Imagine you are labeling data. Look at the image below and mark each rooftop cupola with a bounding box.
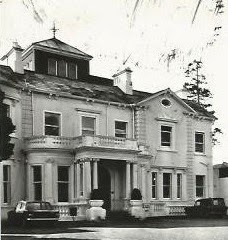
[113,67,133,95]
[1,41,24,74]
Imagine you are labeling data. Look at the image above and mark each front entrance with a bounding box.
[98,164,111,211]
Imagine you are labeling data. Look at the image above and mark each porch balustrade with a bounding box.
[25,136,73,149]
[52,202,89,221]
[25,135,139,151]
[168,205,188,216]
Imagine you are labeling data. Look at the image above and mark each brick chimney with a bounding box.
[113,67,133,95]
[1,41,24,74]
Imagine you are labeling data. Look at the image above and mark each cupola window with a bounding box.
[48,58,77,79]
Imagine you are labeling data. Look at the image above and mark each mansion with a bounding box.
[0,36,214,220]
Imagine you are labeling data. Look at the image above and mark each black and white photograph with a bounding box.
[0,0,228,239]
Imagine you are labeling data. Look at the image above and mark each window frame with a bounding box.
[177,173,182,199]
[114,120,128,138]
[196,175,205,198]
[195,132,205,154]
[48,58,57,76]
[48,58,78,80]
[151,171,157,199]
[57,165,70,202]
[43,111,62,136]
[3,165,11,204]
[32,165,43,201]
[80,112,99,136]
[163,172,172,199]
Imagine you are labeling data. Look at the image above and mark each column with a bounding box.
[141,166,146,201]
[93,159,98,189]
[147,170,152,202]
[70,164,74,202]
[82,162,86,198]
[133,163,138,188]
[26,162,32,200]
[157,168,163,200]
[44,159,54,203]
[85,159,91,198]
[76,161,80,198]
[172,169,177,200]
[126,161,131,198]
[182,171,187,201]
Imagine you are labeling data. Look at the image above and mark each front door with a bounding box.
[98,164,111,212]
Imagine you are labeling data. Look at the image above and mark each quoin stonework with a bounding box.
[0,36,214,220]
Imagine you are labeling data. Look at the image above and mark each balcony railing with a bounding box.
[25,136,73,150]
[25,135,139,151]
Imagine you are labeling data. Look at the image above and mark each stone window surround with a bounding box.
[114,119,129,138]
[43,110,62,136]
[79,111,100,136]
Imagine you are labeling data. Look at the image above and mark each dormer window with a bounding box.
[48,58,77,79]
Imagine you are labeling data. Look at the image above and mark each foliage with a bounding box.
[184,60,222,145]
[130,188,142,200]
[90,189,103,200]
[0,88,15,160]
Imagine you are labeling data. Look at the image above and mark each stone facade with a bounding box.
[0,37,214,220]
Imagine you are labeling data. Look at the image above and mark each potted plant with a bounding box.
[89,189,104,207]
[86,189,106,221]
[129,188,145,219]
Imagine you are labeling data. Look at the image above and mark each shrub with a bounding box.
[131,188,142,200]
[90,189,102,200]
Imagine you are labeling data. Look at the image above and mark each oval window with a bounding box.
[161,99,171,107]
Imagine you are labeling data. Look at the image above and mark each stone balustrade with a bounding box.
[52,202,89,221]
[25,135,139,151]
[168,205,188,216]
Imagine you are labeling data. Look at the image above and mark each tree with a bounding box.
[184,60,222,145]
[0,88,15,161]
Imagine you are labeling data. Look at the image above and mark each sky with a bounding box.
[0,0,227,164]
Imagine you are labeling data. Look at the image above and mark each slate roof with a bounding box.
[30,38,93,59]
[0,65,213,119]
[183,99,215,119]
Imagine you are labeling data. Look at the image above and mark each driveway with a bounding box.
[2,217,228,240]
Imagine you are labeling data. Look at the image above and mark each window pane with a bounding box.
[34,183,42,201]
[58,166,69,181]
[3,166,10,204]
[45,112,60,136]
[195,133,204,143]
[163,173,171,198]
[82,116,95,135]
[68,62,77,79]
[163,173,171,185]
[161,126,172,132]
[58,60,66,77]
[48,59,56,75]
[3,165,9,181]
[161,126,172,146]
[177,174,182,199]
[58,183,69,202]
[152,172,157,199]
[33,166,42,182]
[196,175,205,198]
[45,113,59,126]
[195,132,204,153]
[115,121,127,138]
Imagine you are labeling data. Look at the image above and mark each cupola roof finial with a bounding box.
[51,22,59,38]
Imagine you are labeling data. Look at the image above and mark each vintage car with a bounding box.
[185,198,227,218]
[7,201,60,226]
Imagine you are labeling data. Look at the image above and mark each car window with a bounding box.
[213,199,225,206]
[27,202,41,211]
